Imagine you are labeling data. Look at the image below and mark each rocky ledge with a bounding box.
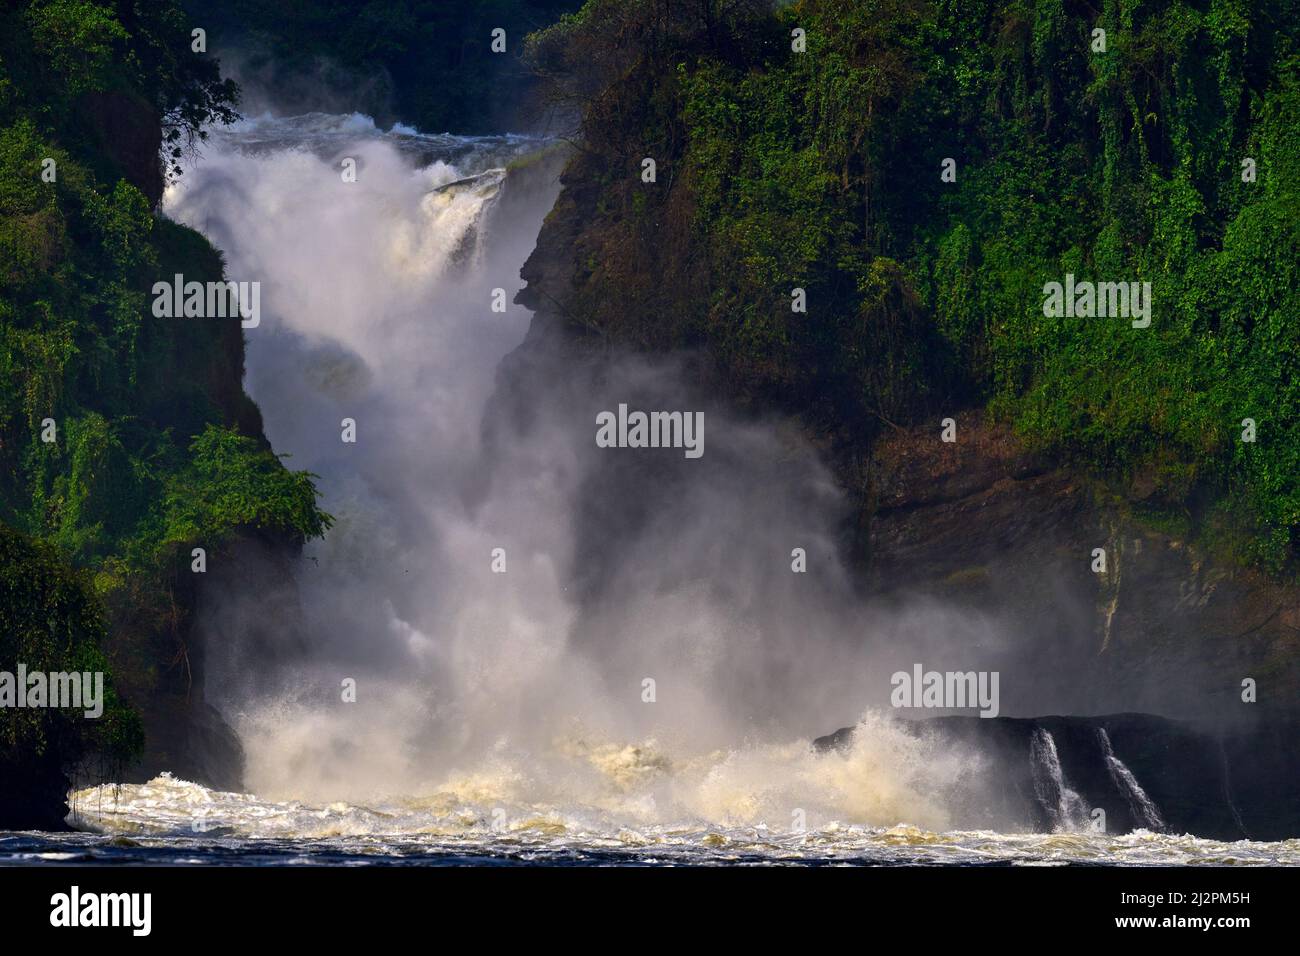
[815,712,1299,841]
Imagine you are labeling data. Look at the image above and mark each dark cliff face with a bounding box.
[0,113,289,826]
[0,747,72,831]
[517,181,1297,727]
[857,411,1300,724]
[76,90,166,208]
[99,534,307,794]
[509,267,1298,837]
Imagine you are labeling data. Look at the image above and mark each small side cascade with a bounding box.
[1029,727,1090,831]
[1218,736,1249,839]
[1097,728,1165,832]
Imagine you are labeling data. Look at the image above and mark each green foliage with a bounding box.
[3,1,239,181]
[0,524,142,765]
[26,0,129,97]
[0,0,329,783]
[157,425,332,551]
[537,0,1300,571]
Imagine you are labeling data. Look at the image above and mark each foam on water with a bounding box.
[62,767,1299,866]
[79,711,966,835]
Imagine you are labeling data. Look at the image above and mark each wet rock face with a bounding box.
[515,157,588,319]
[101,531,315,796]
[815,713,1300,841]
[861,411,1300,724]
[122,693,245,795]
[0,747,74,831]
[128,532,316,794]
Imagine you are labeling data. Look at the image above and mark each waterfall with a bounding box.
[161,111,979,824]
[1097,728,1165,832]
[1030,727,1090,831]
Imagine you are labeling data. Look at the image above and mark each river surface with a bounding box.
[0,773,1279,865]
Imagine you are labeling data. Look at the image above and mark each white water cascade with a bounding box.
[1097,728,1165,832]
[1029,728,1090,831]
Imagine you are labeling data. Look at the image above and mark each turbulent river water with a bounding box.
[8,113,1298,866]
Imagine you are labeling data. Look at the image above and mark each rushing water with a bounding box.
[1097,729,1167,832]
[8,113,1296,866]
[1029,728,1091,832]
[0,773,1272,865]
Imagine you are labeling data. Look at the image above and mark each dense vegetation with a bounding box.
[0,0,330,790]
[0,525,139,779]
[180,0,584,132]
[526,0,1300,571]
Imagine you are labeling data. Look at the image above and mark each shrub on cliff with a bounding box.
[0,524,142,775]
